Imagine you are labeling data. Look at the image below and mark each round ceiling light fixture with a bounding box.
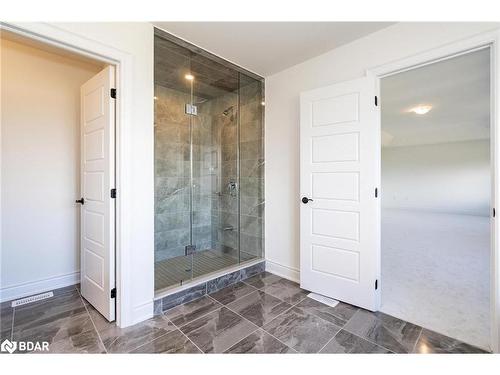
[409,105,432,115]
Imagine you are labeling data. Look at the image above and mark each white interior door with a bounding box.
[300,76,380,311]
[79,66,116,321]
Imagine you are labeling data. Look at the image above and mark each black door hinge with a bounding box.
[111,188,116,198]
[110,88,116,99]
[494,208,496,218]
[375,188,378,198]
[110,288,116,299]
[375,280,378,290]
[375,96,378,106]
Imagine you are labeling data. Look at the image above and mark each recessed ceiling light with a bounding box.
[409,105,432,115]
[185,73,194,81]
[261,101,265,106]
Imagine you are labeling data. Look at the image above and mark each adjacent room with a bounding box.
[380,48,491,350]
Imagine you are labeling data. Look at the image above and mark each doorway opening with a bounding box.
[1,31,117,322]
[380,48,491,350]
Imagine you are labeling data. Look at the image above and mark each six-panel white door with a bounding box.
[300,77,380,311]
[80,66,116,321]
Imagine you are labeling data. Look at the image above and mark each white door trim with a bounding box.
[367,29,500,353]
[0,21,135,327]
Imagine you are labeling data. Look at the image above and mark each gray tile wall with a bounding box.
[239,81,265,259]
[154,79,265,264]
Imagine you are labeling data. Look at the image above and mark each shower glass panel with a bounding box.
[154,29,264,293]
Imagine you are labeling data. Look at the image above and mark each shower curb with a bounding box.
[153,261,265,314]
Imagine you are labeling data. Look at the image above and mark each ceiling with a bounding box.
[381,48,490,148]
[155,35,241,99]
[153,22,394,76]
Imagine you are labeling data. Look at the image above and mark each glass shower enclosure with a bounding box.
[154,29,265,293]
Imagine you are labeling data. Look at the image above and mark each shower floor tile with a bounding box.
[4,273,489,354]
[154,249,257,291]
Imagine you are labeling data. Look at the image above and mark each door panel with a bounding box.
[300,77,380,311]
[80,66,116,321]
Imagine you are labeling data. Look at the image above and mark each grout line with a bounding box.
[317,328,341,353]
[341,310,399,353]
[208,292,301,353]
[223,326,261,353]
[411,327,424,354]
[167,297,225,329]
[206,294,259,330]
[77,288,108,354]
[208,283,258,306]
[161,312,205,354]
[205,294,298,353]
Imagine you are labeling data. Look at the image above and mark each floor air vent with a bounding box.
[11,292,54,307]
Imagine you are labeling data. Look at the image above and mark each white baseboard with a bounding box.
[265,260,300,283]
[0,272,80,303]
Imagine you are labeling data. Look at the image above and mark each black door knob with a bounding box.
[302,197,313,204]
[75,198,85,205]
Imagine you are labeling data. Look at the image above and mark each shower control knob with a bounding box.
[301,197,313,204]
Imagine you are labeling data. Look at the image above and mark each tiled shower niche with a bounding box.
[154,29,265,293]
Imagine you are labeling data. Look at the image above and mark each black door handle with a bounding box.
[75,198,85,205]
[302,197,313,204]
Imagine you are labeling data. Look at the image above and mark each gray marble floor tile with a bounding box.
[13,309,95,344]
[13,289,85,328]
[413,329,488,354]
[0,304,13,341]
[227,291,292,327]
[343,310,422,353]
[132,329,201,353]
[164,295,222,327]
[86,304,115,332]
[244,271,283,289]
[44,329,106,354]
[320,330,391,353]
[180,307,256,353]
[296,298,358,327]
[98,314,177,353]
[225,329,294,353]
[258,278,309,305]
[263,306,340,353]
[209,282,257,305]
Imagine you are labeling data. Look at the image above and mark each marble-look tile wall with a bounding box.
[154,78,265,264]
[206,92,239,256]
[239,81,265,258]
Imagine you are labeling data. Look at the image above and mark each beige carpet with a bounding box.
[381,208,490,350]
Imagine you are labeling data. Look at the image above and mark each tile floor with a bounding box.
[0,272,489,354]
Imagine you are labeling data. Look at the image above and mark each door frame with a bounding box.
[367,29,500,353]
[0,22,134,327]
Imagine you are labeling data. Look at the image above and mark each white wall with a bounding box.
[265,22,500,280]
[1,38,101,301]
[1,22,154,326]
[382,140,490,216]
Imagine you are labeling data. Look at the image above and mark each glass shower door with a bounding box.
[190,55,240,279]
